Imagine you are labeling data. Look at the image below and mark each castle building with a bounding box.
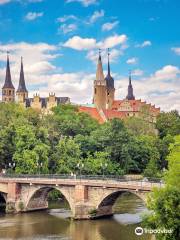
[1,54,70,113]
[79,51,160,124]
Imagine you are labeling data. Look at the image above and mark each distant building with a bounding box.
[1,54,70,114]
[79,50,160,123]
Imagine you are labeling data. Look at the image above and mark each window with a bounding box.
[94,88,97,94]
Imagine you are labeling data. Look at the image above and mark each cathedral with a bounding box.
[79,51,160,123]
[1,53,160,122]
[1,54,70,114]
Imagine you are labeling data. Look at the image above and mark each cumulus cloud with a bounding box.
[102,21,119,31]
[0,0,11,4]
[0,42,60,89]
[25,12,44,21]
[63,34,127,51]
[136,40,152,48]
[99,34,127,49]
[86,48,123,63]
[66,0,98,7]
[57,15,77,23]
[63,36,97,50]
[0,0,43,4]
[132,69,144,76]
[59,23,78,34]
[126,57,138,65]
[89,10,104,23]
[171,47,180,56]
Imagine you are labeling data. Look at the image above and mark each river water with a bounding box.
[0,193,153,240]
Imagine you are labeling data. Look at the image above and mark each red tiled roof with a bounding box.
[79,106,104,124]
[103,109,127,120]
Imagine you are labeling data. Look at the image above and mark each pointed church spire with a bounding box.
[107,48,110,75]
[96,48,105,81]
[2,52,15,89]
[17,57,28,93]
[126,70,135,100]
[105,48,114,89]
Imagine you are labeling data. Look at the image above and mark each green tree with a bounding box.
[156,110,180,138]
[13,125,49,174]
[143,135,180,240]
[52,137,81,174]
[52,104,99,137]
[83,151,124,175]
[124,116,156,136]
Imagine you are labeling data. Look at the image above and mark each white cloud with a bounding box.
[0,0,10,4]
[66,0,98,7]
[25,12,44,21]
[89,10,104,23]
[102,21,119,31]
[150,65,180,81]
[86,48,123,63]
[63,34,127,51]
[99,34,127,49]
[132,69,144,76]
[59,23,77,34]
[126,57,138,65]
[0,42,59,88]
[136,40,152,48]
[171,47,180,56]
[57,15,77,23]
[63,36,97,50]
[0,0,43,4]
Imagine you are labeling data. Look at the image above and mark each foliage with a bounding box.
[156,110,180,138]
[143,135,180,240]
[124,116,156,136]
[0,102,179,179]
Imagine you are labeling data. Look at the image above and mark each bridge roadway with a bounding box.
[0,175,163,220]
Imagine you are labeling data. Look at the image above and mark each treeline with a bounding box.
[0,103,179,177]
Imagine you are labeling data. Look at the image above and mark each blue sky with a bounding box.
[0,0,179,111]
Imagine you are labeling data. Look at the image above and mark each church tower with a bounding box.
[93,50,107,110]
[126,71,135,100]
[2,53,15,102]
[105,49,115,109]
[16,57,28,103]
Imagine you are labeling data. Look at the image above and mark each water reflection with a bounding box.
[0,192,153,240]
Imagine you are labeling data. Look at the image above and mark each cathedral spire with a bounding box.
[126,70,135,100]
[105,48,114,89]
[2,52,15,89]
[96,48,105,81]
[107,48,110,75]
[17,57,28,93]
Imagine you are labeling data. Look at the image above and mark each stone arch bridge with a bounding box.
[0,175,163,219]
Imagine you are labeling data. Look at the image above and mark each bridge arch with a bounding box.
[96,189,147,217]
[0,192,6,213]
[26,186,74,214]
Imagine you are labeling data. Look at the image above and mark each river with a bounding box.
[0,192,153,240]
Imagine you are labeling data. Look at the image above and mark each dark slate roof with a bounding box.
[17,58,28,93]
[56,97,70,104]
[105,55,114,89]
[25,97,70,108]
[126,75,135,100]
[2,55,15,89]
